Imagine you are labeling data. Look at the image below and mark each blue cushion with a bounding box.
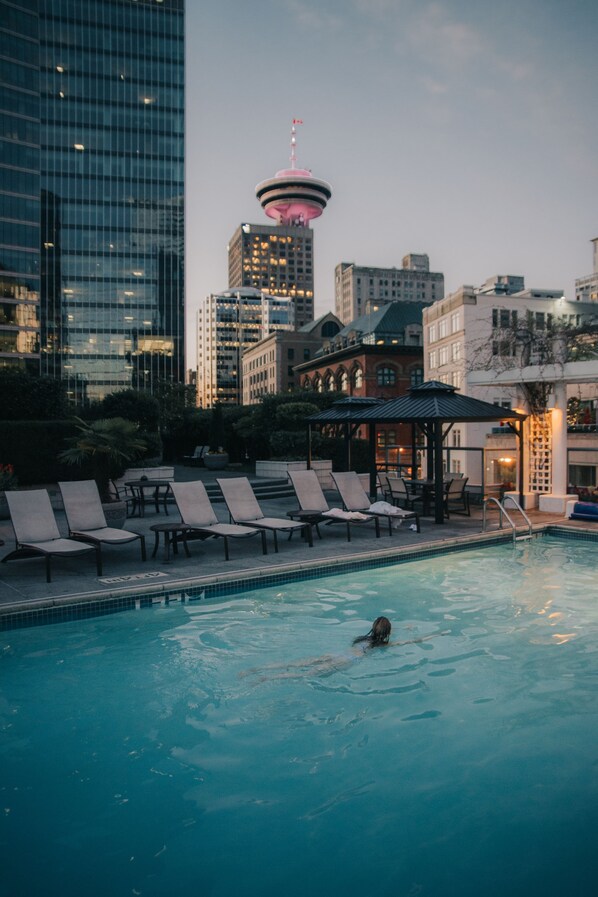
[570,501,598,520]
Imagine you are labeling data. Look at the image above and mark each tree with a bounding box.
[59,417,148,502]
[0,369,69,420]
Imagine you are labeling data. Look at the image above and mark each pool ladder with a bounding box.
[482,495,533,542]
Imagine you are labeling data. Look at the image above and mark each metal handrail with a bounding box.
[483,497,517,540]
[501,494,533,538]
[482,495,533,541]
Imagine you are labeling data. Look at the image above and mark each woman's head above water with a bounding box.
[353,616,392,647]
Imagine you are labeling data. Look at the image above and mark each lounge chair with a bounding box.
[2,489,102,582]
[331,471,420,535]
[288,469,381,541]
[59,480,147,562]
[217,476,314,551]
[170,480,267,560]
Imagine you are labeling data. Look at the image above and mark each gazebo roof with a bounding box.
[306,396,385,423]
[307,381,526,425]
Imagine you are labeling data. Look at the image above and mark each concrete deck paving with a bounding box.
[0,465,593,625]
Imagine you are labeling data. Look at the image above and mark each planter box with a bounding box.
[203,453,229,471]
[255,460,333,489]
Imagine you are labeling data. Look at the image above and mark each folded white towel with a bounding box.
[322,508,371,521]
[368,501,412,517]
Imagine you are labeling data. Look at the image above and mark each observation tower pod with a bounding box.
[255,121,332,226]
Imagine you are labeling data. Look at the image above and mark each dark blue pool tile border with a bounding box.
[1,526,596,631]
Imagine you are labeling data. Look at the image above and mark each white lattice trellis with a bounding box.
[528,413,552,493]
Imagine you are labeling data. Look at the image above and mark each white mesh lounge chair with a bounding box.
[59,480,146,562]
[217,476,313,552]
[170,480,267,560]
[2,489,102,582]
[288,469,380,541]
[331,471,420,535]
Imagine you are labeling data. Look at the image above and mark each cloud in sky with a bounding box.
[186,0,598,361]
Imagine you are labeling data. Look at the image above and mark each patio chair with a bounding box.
[444,476,470,517]
[331,471,420,535]
[170,480,267,560]
[385,477,424,512]
[59,480,146,562]
[2,489,102,582]
[377,472,392,502]
[288,469,380,541]
[217,476,314,552]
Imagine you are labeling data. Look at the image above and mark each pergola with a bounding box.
[307,381,527,524]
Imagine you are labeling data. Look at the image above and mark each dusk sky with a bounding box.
[185,0,597,361]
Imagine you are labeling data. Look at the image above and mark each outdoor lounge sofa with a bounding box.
[2,489,101,582]
[288,469,381,541]
[170,480,267,560]
[217,476,314,551]
[331,471,420,535]
[59,480,146,562]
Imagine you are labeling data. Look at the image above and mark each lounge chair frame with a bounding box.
[331,472,420,535]
[288,469,381,541]
[171,480,267,560]
[59,480,147,563]
[217,477,313,551]
[2,489,101,582]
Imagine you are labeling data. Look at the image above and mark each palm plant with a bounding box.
[59,417,148,502]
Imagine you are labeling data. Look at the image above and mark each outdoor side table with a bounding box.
[150,522,193,563]
[125,479,173,517]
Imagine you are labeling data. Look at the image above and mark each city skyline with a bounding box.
[186,0,598,363]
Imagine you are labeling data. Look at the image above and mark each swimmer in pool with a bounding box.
[240,617,448,682]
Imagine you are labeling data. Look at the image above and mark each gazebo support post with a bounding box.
[307,424,312,469]
[434,421,445,524]
[411,423,417,478]
[426,427,434,481]
[369,423,377,498]
[344,421,350,470]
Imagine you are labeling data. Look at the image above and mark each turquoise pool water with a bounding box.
[1,536,597,897]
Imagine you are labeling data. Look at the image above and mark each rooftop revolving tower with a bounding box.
[255,122,332,226]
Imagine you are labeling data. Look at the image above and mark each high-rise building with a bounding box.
[0,0,185,402]
[228,223,314,327]
[228,124,331,328]
[197,288,295,407]
[575,237,598,302]
[0,0,41,372]
[335,255,444,325]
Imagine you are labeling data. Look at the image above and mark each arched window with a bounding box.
[325,372,335,391]
[377,366,397,386]
[339,370,348,392]
[352,367,363,390]
[302,375,311,390]
[314,375,323,393]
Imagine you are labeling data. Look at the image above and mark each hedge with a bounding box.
[0,420,81,486]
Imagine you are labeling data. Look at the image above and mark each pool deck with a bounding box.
[0,465,594,623]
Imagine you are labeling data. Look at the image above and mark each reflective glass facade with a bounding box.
[0,0,41,371]
[0,0,185,401]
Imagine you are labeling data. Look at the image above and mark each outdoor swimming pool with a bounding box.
[1,535,597,897]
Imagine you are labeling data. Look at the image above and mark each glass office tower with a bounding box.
[38,0,185,402]
[0,0,41,372]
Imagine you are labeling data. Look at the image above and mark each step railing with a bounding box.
[482,495,533,541]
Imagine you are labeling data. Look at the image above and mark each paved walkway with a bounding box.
[0,465,591,620]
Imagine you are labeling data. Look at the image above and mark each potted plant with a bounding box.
[59,417,148,524]
[203,403,229,470]
[0,462,18,520]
